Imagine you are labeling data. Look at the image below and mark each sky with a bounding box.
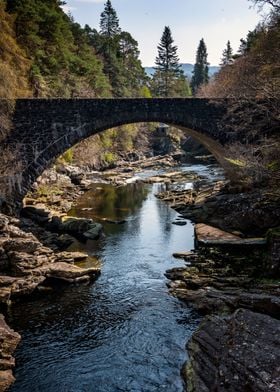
[62,0,262,66]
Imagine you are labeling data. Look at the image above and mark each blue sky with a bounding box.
[62,0,261,66]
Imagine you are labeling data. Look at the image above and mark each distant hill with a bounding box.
[145,63,220,79]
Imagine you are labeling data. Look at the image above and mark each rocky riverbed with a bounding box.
[0,155,279,391]
[0,154,187,390]
[157,178,280,391]
[0,213,101,390]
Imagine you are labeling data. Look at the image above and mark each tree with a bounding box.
[220,40,234,66]
[237,29,260,55]
[100,0,121,37]
[191,38,209,95]
[6,0,111,97]
[118,31,147,96]
[153,26,183,97]
[249,0,280,13]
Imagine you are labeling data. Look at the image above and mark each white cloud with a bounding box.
[61,5,77,13]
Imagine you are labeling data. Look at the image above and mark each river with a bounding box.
[7,164,222,392]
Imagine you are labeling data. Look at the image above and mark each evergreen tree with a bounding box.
[153,26,182,97]
[191,38,209,95]
[238,29,260,55]
[220,40,234,66]
[100,0,121,37]
[118,31,147,96]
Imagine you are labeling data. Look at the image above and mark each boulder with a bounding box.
[0,370,15,392]
[46,262,100,283]
[0,314,21,391]
[3,238,42,254]
[184,309,280,392]
[9,252,49,275]
[83,224,103,240]
[172,221,187,226]
[195,223,266,246]
[61,217,102,240]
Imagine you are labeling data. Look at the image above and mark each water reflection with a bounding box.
[8,171,208,392]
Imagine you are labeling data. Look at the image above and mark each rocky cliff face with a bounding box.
[0,315,21,392]
[183,309,280,392]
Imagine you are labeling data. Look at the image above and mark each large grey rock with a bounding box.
[61,217,103,240]
[184,309,280,392]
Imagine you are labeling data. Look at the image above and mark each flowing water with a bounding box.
[7,164,221,392]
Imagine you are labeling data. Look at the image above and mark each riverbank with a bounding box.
[0,156,279,391]
[157,177,280,391]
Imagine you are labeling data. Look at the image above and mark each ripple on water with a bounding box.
[7,167,219,392]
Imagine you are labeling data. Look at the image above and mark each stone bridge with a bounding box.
[1,98,239,209]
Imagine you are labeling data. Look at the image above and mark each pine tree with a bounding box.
[153,26,182,97]
[191,38,209,95]
[220,40,234,66]
[100,0,121,37]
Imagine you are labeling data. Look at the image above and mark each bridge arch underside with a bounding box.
[19,118,230,204]
[4,97,235,208]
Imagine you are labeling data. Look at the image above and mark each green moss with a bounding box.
[36,184,63,197]
[267,161,280,171]
[102,152,116,165]
[266,226,280,240]
[184,361,195,392]
[225,158,246,167]
[57,148,74,165]
[255,277,280,285]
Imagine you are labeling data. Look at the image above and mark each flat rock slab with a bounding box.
[55,251,88,263]
[195,223,266,246]
[46,262,100,282]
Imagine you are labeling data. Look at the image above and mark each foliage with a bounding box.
[225,138,280,186]
[198,3,280,186]
[6,0,111,97]
[100,0,121,37]
[56,148,74,164]
[198,15,280,101]
[0,1,31,98]
[73,123,155,169]
[86,7,147,97]
[249,0,280,12]
[191,38,209,95]
[220,41,234,66]
[101,151,117,165]
[1,0,152,171]
[152,26,191,97]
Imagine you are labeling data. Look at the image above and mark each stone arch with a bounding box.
[2,98,233,208]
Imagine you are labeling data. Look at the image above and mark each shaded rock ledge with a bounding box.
[0,314,21,392]
[156,180,280,236]
[0,213,101,390]
[182,309,280,392]
[166,224,279,391]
